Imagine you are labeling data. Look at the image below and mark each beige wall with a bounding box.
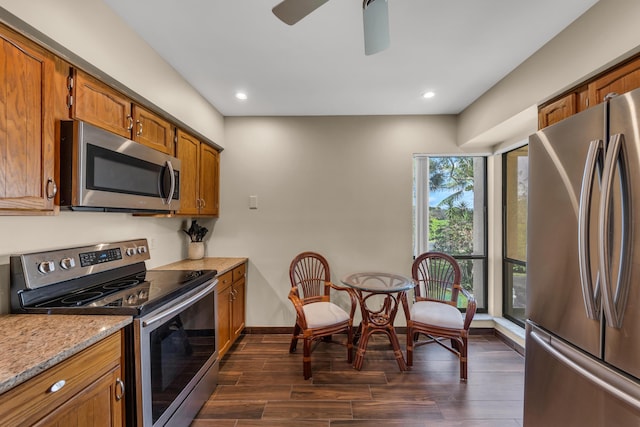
[459,0,640,147]
[0,212,212,313]
[214,115,485,326]
[0,0,225,146]
[0,0,638,335]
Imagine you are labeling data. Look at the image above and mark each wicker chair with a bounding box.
[406,252,477,380]
[288,251,357,379]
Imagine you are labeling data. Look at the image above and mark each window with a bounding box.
[502,146,528,325]
[413,156,487,311]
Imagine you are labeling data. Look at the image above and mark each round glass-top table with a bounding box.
[341,272,414,371]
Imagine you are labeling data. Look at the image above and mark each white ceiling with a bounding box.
[102,0,598,117]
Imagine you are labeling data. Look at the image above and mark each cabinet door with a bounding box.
[217,282,232,358]
[232,279,246,340]
[132,104,174,155]
[34,366,124,427]
[0,27,56,212]
[538,93,576,129]
[176,129,200,215]
[0,331,123,426]
[72,69,132,138]
[588,57,640,106]
[199,143,219,216]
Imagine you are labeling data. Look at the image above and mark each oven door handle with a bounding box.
[142,280,216,327]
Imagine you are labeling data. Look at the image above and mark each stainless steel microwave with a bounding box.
[59,120,180,212]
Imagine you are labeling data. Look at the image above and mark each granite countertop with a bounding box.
[0,257,247,396]
[156,257,247,275]
[0,314,131,394]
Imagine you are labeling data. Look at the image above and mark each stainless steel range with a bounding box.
[10,238,218,427]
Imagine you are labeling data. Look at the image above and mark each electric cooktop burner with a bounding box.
[9,239,217,317]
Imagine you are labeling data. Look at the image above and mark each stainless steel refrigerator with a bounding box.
[525,88,640,426]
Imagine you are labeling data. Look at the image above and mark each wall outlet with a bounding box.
[149,238,157,250]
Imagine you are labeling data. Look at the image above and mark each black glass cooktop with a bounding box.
[28,269,217,316]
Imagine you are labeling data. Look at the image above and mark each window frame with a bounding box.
[501,145,528,327]
[413,155,488,313]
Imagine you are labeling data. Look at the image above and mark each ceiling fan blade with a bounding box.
[363,0,390,55]
[272,0,330,25]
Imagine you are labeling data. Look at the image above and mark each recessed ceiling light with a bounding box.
[422,91,435,99]
[235,92,248,100]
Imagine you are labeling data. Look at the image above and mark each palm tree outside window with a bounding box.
[413,156,488,312]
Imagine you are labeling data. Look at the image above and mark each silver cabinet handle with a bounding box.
[46,178,58,200]
[578,139,603,320]
[136,120,143,136]
[115,378,125,401]
[49,379,66,393]
[126,115,134,131]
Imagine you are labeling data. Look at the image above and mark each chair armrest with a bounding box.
[328,282,358,318]
[459,286,477,330]
[288,287,308,329]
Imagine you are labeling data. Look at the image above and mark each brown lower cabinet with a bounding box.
[0,331,125,427]
[217,262,247,358]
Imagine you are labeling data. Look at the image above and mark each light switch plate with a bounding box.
[249,195,258,209]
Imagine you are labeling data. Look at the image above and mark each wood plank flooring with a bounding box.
[192,333,524,426]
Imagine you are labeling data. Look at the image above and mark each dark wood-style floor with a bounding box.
[192,333,524,426]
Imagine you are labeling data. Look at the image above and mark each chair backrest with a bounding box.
[412,252,461,305]
[289,251,331,303]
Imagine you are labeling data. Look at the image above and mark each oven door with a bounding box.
[135,279,218,427]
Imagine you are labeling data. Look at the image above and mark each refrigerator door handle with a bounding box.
[599,133,632,329]
[530,327,640,412]
[578,139,603,320]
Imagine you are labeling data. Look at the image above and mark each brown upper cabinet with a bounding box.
[176,130,219,216]
[0,25,58,213]
[588,57,640,107]
[539,56,640,129]
[538,93,577,129]
[71,69,175,155]
[131,104,175,155]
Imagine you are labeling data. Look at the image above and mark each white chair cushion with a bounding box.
[410,300,464,330]
[303,302,350,329]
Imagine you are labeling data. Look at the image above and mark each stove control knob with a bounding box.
[126,247,137,257]
[137,245,147,254]
[126,294,138,305]
[138,289,148,300]
[38,261,56,274]
[60,257,75,270]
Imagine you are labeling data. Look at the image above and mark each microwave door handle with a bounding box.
[164,160,176,205]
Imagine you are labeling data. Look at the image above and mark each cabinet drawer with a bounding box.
[217,271,233,291]
[0,331,122,427]
[232,263,246,282]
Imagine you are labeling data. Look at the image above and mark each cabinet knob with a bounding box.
[46,178,57,200]
[49,379,66,393]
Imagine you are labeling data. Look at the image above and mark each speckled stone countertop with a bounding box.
[0,314,131,394]
[156,257,247,275]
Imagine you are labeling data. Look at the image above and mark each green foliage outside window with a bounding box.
[428,157,476,307]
